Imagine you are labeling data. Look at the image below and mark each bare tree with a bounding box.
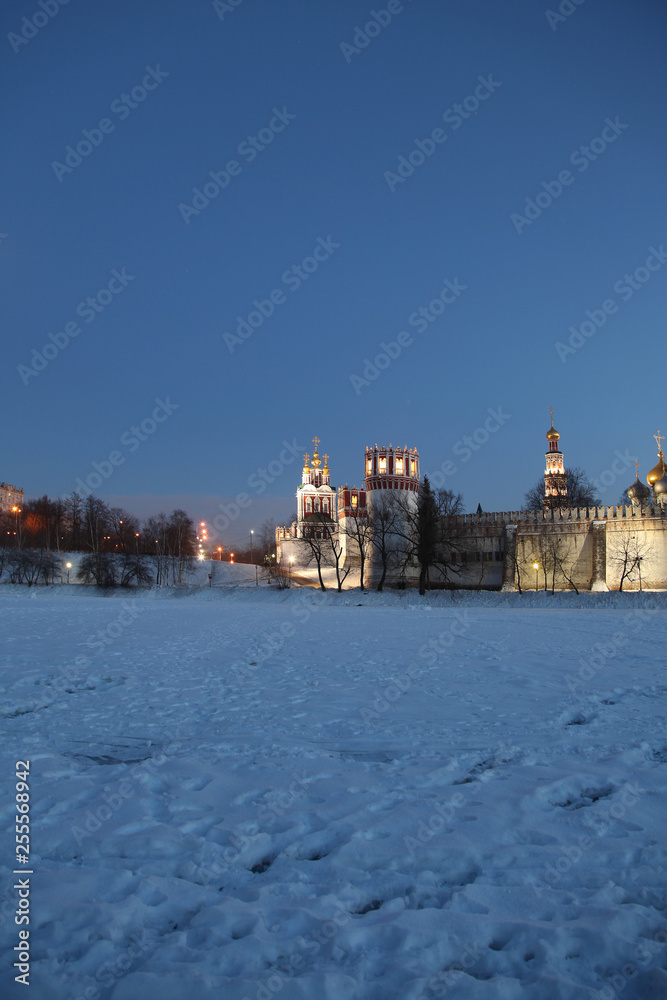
[609,532,650,591]
[339,506,373,590]
[524,466,601,511]
[389,482,466,594]
[327,525,351,592]
[295,514,331,590]
[367,493,400,592]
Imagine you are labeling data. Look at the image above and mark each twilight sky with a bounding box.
[3,0,666,550]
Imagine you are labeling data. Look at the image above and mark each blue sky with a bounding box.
[3,0,666,548]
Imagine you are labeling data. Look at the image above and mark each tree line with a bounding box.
[0,493,196,587]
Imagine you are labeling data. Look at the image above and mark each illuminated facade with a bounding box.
[0,482,24,514]
[274,426,667,591]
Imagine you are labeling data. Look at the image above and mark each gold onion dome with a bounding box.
[546,409,560,441]
[647,454,665,486]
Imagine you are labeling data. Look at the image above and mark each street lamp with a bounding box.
[66,561,72,584]
[250,529,254,565]
[230,552,234,564]
[533,562,539,592]
[218,546,223,561]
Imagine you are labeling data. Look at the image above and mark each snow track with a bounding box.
[1,587,666,999]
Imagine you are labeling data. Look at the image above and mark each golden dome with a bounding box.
[302,452,310,474]
[546,407,560,441]
[647,453,665,486]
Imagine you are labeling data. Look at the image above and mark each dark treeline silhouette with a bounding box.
[0,492,196,587]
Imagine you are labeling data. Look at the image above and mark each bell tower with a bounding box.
[544,408,569,508]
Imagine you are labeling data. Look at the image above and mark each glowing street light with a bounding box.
[65,561,72,584]
[533,562,539,592]
[250,529,254,565]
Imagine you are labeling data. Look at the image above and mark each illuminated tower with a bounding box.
[296,437,336,538]
[544,409,568,508]
[364,444,420,587]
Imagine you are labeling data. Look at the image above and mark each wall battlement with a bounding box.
[446,506,666,527]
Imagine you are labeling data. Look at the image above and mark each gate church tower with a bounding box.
[295,437,336,538]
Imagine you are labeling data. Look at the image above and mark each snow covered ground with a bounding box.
[1,582,667,999]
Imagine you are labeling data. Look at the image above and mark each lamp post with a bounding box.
[533,562,539,592]
[66,561,72,584]
[250,529,254,565]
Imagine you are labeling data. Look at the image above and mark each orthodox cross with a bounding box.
[655,430,664,453]
[633,458,640,478]
[549,406,554,425]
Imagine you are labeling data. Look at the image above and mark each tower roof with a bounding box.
[546,407,560,442]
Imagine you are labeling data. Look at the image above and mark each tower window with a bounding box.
[396,457,404,474]
[366,459,372,474]
[410,459,416,475]
[351,495,358,507]
[379,457,387,474]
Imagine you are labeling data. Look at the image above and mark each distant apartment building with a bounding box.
[0,482,24,513]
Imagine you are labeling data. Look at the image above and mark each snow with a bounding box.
[1,581,667,999]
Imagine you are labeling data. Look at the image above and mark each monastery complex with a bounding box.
[276,420,667,592]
